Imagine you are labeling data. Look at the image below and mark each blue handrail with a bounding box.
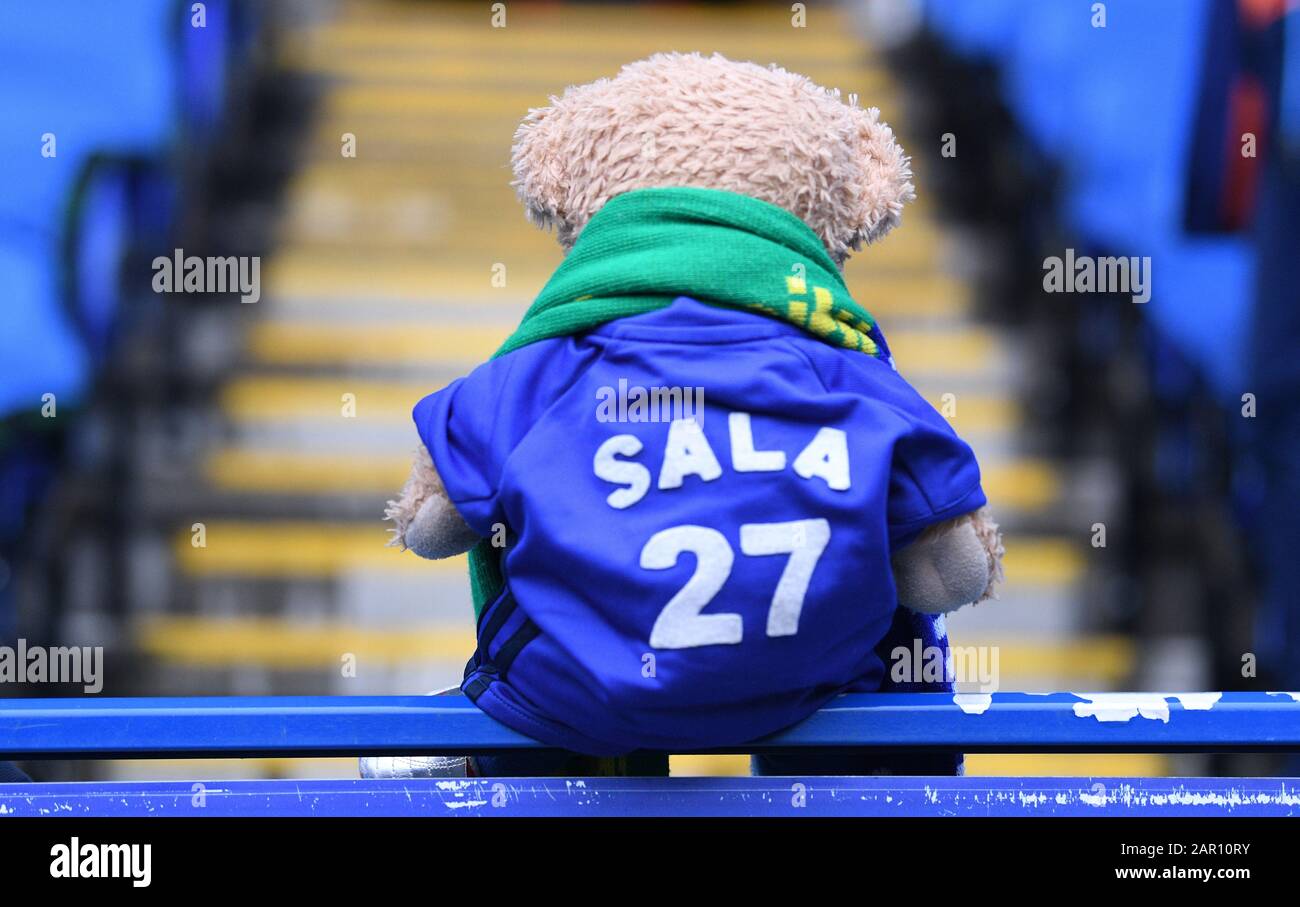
[2,692,1298,760]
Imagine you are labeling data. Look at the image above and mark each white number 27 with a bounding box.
[640,519,831,650]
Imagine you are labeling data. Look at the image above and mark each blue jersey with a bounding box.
[415,297,985,755]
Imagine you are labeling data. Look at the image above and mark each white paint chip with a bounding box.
[1071,692,1223,723]
[953,692,992,715]
[1174,693,1222,711]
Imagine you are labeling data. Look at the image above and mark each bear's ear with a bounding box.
[842,105,915,253]
[511,99,566,236]
[511,80,610,247]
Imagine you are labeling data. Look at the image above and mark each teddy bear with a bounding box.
[382,52,1003,774]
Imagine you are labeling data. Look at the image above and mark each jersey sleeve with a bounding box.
[412,339,582,536]
[798,339,987,548]
[885,399,987,547]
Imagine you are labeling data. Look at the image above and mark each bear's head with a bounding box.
[511,51,914,265]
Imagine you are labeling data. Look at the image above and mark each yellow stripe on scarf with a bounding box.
[771,278,879,355]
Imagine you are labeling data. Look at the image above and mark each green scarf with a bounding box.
[466,186,882,616]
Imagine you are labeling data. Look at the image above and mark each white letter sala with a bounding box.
[592,411,850,508]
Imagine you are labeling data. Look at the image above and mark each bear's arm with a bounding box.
[385,445,482,559]
[890,506,1004,614]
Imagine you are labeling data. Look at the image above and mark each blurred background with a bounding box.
[1,0,1296,782]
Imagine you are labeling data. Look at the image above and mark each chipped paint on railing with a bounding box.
[3,777,1298,816]
[953,692,992,715]
[1070,692,1223,723]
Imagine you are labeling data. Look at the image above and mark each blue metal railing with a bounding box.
[2,692,1298,816]
[3,692,1300,759]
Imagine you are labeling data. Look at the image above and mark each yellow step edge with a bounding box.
[217,379,1013,431]
[306,39,873,70]
[304,23,874,63]
[204,449,412,494]
[322,83,899,121]
[287,161,526,191]
[300,111,924,181]
[925,394,1019,435]
[844,270,969,308]
[174,521,1082,586]
[281,46,889,96]
[262,255,961,315]
[947,636,1136,685]
[314,9,874,36]
[106,753,1172,781]
[244,321,997,375]
[108,758,360,781]
[301,117,925,196]
[333,1,870,33]
[275,200,934,244]
[202,446,1059,516]
[307,117,531,148]
[217,394,1042,500]
[289,162,933,195]
[324,88,558,119]
[670,755,753,777]
[276,184,935,244]
[878,330,998,376]
[280,162,930,209]
[108,753,1171,780]
[1001,537,1087,587]
[272,202,940,251]
[673,754,1172,778]
[978,459,1060,512]
[174,522,462,578]
[136,615,1129,686]
[136,614,474,666]
[314,102,899,139]
[219,376,439,424]
[964,754,1171,777]
[245,321,510,366]
[262,258,552,304]
[272,228,937,272]
[337,0,856,22]
[283,161,934,217]
[260,273,960,319]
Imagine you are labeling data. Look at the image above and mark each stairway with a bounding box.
[113,0,1145,780]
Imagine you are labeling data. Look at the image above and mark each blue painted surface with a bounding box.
[2,776,1298,817]
[0,0,180,230]
[923,0,1256,404]
[0,236,90,419]
[2,692,1300,760]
